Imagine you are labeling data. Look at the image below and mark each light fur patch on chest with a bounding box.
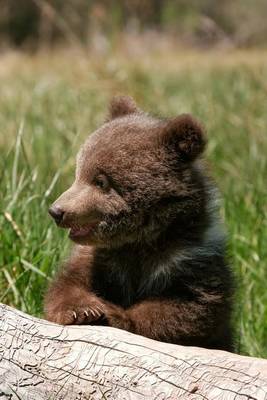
[138,218,225,297]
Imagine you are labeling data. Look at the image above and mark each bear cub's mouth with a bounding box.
[69,222,98,240]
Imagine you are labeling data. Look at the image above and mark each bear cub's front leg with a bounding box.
[44,269,131,330]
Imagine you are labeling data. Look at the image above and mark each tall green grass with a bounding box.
[0,51,266,357]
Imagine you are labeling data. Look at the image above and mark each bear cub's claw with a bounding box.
[47,306,105,325]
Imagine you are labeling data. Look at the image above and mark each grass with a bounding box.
[0,48,266,358]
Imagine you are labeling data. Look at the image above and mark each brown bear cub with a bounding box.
[45,96,234,351]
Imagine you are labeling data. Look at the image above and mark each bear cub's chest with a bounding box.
[91,255,151,308]
[91,249,187,309]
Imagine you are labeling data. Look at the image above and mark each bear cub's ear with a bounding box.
[108,95,139,120]
[161,114,206,161]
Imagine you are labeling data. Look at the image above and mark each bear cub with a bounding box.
[45,96,234,351]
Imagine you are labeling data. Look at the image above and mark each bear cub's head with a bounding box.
[49,96,207,248]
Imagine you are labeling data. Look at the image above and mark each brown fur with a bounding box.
[45,96,234,351]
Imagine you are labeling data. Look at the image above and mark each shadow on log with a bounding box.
[0,303,266,399]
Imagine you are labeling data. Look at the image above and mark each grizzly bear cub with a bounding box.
[45,96,234,351]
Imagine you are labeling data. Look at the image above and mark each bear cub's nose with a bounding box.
[48,205,65,224]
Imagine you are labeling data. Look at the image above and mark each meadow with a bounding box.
[0,49,266,358]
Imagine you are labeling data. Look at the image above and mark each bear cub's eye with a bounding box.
[93,174,110,191]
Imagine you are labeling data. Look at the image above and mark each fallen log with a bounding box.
[0,303,266,399]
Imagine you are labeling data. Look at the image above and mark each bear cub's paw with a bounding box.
[45,295,105,325]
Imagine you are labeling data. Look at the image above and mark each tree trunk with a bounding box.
[0,303,266,399]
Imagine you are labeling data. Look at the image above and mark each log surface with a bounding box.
[0,303,266,399]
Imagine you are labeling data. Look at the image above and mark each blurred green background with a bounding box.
[0,1,266,358]
[1,0,267,49]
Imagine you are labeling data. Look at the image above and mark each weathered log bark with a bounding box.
[0,303,266,399]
